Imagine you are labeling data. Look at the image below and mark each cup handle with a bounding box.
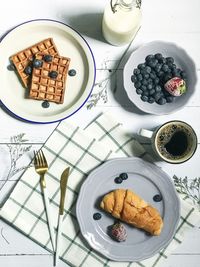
[139,129,154,139]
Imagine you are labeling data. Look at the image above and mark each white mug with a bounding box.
[139,120,198,164]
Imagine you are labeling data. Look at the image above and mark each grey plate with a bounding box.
[123,41,197,115]
[76,157,180,262]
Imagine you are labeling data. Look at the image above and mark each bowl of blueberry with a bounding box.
[123,41,197,115]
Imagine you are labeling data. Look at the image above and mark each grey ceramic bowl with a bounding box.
[123,41,197,115]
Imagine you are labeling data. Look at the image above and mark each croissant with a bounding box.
[100,189,163,235]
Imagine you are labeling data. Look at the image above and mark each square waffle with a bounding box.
[10,38,59,88]
[29,54,71,104]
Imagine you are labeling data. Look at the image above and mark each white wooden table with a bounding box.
[0,0,200,266]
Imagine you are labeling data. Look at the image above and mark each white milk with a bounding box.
[102,0,142,46]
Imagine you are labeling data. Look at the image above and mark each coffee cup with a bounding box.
[139,120,197,164]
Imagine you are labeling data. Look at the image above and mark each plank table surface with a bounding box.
[0,0,200,266]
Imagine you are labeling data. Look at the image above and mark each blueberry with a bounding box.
[162,64,169,72]
[120,173,128,180]
[49,71,58,79]
[145,54,155,62]
[134,81,142,89]
[154,64,162,73]
[166,96,175,103]
[42,101,50,108]
[143,73,150,79]
[180,70,187,79]
[114,177,123,184]
[141,79,148,86]
[163,90,171,96]
[145,66,152,73]
[68,69,77,76]
[157,97,167,105]
[148,78,153,84]
[155,85,162,93]
[153,59,159,66]
[138,63,146,70]
[131,75,137,83]
[143,91,149,96]
[171,63,177,71]
[136,89,143,95]
[172,70,180,77]
[172,70,179,76]
[166,57,174,64]
[147,59,158,68]
[154,77,160,84]
[163,73,172,83]
[141,85,147,91]
[155,53,163,60]
[147,84,153,90]
[93,213,102,220]
[7,64,16,71]
[33,59,43,68]
[149,89,155,95]
[153,194,163,202]
[137,74,143,81]
[140,69,147,75]
[157,71,164,78]
[158,57,166,64]
[148,97,155,103]
[43,54,53,62]
[160,91,165,97]
[134,68,140,75]
[166,62,173,69]
[141,95,148,102]
[173,68,182,77]
[149,72,156,79]
[166,68,172,73]
[153,92,162,101]
[151,69,156,75]
[24,65,32,75]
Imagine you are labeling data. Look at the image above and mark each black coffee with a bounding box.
[157,123,192,161]
[165,131,188,156]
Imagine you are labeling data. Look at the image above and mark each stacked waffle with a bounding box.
[10,38,71,104]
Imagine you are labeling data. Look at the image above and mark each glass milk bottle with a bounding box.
[102,0,142,46]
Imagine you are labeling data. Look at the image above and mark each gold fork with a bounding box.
[34,150,55,251]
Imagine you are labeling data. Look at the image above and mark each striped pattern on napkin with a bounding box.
[0,113,200,267]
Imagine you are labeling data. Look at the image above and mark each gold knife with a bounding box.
[54,167,70,266]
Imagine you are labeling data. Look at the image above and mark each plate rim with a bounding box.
[0,19,96,124]
[76,157,180,262]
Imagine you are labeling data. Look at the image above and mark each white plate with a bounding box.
[0,19,96,123]
[76,157,180,262]
[123,41,197,115]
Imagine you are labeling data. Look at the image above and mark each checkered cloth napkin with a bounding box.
[0,113,200,267]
